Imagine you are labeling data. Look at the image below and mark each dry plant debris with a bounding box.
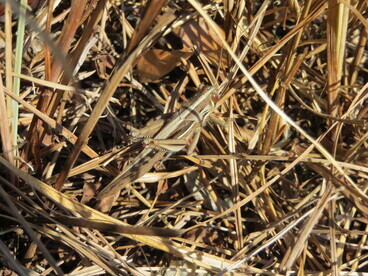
[0,0,368,274]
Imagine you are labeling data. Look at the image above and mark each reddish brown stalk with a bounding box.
[25,0,89,171]
[48,0,109,125]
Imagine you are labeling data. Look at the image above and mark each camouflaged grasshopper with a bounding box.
[96,86,219,200]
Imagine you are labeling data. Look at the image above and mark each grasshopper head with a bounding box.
[199,85,219,107]
[198,86,219,121]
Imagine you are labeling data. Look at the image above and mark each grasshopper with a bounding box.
[96,86,219,201]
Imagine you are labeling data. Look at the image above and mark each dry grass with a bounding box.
[0,0,368,275]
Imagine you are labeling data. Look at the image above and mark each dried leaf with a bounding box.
[173,17,228,68]
[136,49,193,82]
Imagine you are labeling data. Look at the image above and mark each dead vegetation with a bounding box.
[0,0,368,274]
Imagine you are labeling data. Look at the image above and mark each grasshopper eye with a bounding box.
[211,92,219,107]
